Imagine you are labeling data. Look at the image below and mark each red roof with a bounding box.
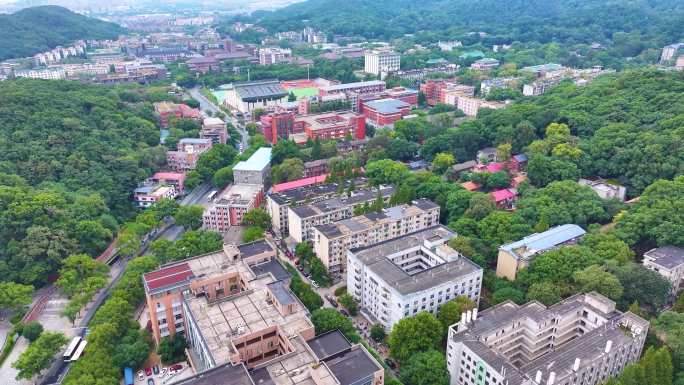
[143,263,193,291]
[153,172,186,181]
[461,181,481,191]
[178,104,201,119]
[486,162,505,173]
[491,189,517,202]
[272,174,329,193]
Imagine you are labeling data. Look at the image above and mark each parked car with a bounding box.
[145,367,152,377]
[169,364,183,374]
[340,309,350,317]
[329,298,338,307]
[137,370,145,381]
[148,379,155,385]
[311,280,319,289]
[153,365,159,375]
[160,367,168,377]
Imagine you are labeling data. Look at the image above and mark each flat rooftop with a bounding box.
[213,184,263,206]
[307,330,351,361]
[322,80,385,93]
[325,346,382,385]
[364,98,410,114]
[234,147,272,172]
[350,226,482,295]
[269,178,369,206]
[250,259,291,282]
[271,175,329,194]
[173,362,254,385]
[296,111,361,131]
[500,224,586,261]
[644,246,684,269]
[289,186,394,219]
[234,80,288,102]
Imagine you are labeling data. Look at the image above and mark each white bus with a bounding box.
[63,336,82,362]
[69,340,87,362]
[207,190,218,201]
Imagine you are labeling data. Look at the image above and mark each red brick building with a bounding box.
[261,110,365,143]
[356,87,418,112]
[260,110,300,144]
[362,98,412,127]
[186,56,220,73]
[154,101,202,128]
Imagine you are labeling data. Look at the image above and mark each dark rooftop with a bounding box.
[234,80,288,102]
[249,258,290,281]
[173,363,254,385]
[644,246,684,269]
[238,240,274,258]
[307,330,352,361]
[266,280,297,306]
[325,347,383,385]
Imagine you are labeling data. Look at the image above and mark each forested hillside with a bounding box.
[0,79,167,285]
[0,5,125,60]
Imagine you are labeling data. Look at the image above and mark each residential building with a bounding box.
[151,172,186,195]
[451,160,478,177]
[14,68,66,80]
[496,224,587,280]
[447,292,649,385]
[154,102,202,127]
[509,154,528,172]
[642,246,684,295]
[480,77,520,96]
[438,41,462,51]
[166,138,213,172]
[223,80,289,114]
[491,189,517,210]
[391,65,459,83]
[362,98,411,127]
[258,47,293,65]
[676,56,684,70]
[470,58,500,71]
[660,43,684,63]
[319,80,386,97]
[347,226,483,330]
[304,159,330,178]
[267,178,368,237]
[578,178,627,201]
[233,147,272,187]
[288,186,394,243]
[364,49,401,77]
[455,96,504,116]
[202,184,265,232]
[186,56,220,73]
[201,117,228,144]
[313,199,440,273]
[133,184,178,208]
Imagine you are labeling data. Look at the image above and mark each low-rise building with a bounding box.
[347,225,483,330]
[233,147,272,186]
[14,68,66,80]
[201,117,228,144]
[362,98,412,127]
[313,199,441,273]
[133,184,178,208]
[457,95,505,117]
[223,80,289,114]
[258,47,292,65]
[438,41,462,51]
[267,178,368,237]
[496,224,587,280]
[355,86,419,112]
[203,183,264,232]
[447,292,649,385]
[298,111,366,141]
[642,246,684,295]
[166,138,213,172]
[470,58,500,71]
[154,101,202,128]
[579,178,627,201]
[186,56,220,73]
[303,159,330,178]
[288,186,394,243]
[151,172,186,195]
[480,77,520,96]
[319,80,386,97]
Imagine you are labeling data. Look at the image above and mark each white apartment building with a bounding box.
[347,226,483,330]
[259,47,292,65]
[578,178,627,201]
[313,199,440,273]
[364,49,401,77]
[14,68,66,80]
[288,186,394,243]
[447,292,649,385]
[642,246,684,295]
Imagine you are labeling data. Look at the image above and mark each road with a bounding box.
[187,87,249,152]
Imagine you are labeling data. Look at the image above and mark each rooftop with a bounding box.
[350,226,482,295]
[180,138,213,145]
[213,184,263,207]
[296,111,362,131]
[306,330,351,361]
[322,80,385,93]
[203,117,225,126]
[325,346,383,385]
[233,80,288,102]
[153,171,186,181]
[289,186,395,219]
[500,224,587,261]
[269,178,368,206]
[644,246,684,269]
[173,363,253,385]
[233,147,272,172]
[363,98,410,114]
[271,174,329,193]
[491,188,516,202]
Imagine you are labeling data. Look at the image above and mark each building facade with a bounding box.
[642,246,684,295]
[362,98,412,127]
[133,184,178,208]
[224,80,289,113]
[166,138,213,172]
[447,292,649,385]
[313,200,441,273]
[201,117,228,145]
[578,178,627,201]
[347,226,483,330]
[364,49,401,77]
[232,147,272,186]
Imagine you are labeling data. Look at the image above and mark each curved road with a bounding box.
[187,87,250,152]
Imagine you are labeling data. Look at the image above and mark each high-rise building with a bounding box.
[364,49,401,77]
[447,292,649,385]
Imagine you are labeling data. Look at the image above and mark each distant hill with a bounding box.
[0,5,125,60]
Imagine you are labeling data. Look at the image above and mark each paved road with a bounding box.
[187,87,249,152]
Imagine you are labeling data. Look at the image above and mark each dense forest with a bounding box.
[0,79,168,285]
[0,6,125,60]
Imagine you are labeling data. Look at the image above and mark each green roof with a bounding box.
[289,87,319,99]
[459,50,485,59]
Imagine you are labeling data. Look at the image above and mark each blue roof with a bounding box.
[513,154,528,162]
[500,224,586,261]
[365,98,410,114]
[233,147,272,172]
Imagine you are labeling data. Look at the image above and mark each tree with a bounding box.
[271,158,304,183]
[431,152,455,174]
[370,324,386,342]
[311,308,359,342]
[492,287,525,304]
[212,166,233,188]
[0,282,34,312]
[526,282,561,305]
[112,329,150,370]
[174,205,205,230]
[606,262,671,312]
[56,254,108,297]
[243,226,265,243]
[22,321,44,342]
[365,159,411,185]
[338,294,359,316]
[157,335,187,364]
[242,208,271,230]
[271,140,302,165]
[573,265,623,300]
[12,331,68,380]
[437,296,475,334]
[388,312,442,363]
[185,170,202,190]
[195,144,238,180]
[400,349,449,385]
